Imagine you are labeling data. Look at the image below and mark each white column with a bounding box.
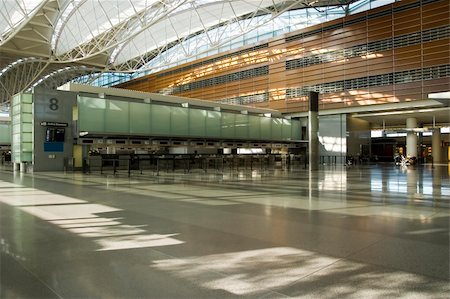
[406,168,417,194]
[432,128,442,163]
[406,117,417,158]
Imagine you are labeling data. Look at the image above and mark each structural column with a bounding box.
[432,128,442,163]
[20,162,26,173]
[406,117,417,158]
[308,91,319,171]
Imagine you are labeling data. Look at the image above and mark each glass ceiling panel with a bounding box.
[54,0,157,56]
[349,0,395,13]
[113,0,277,65]
[130,0,394,76]
[64,0,398,86]
[0,0,43,41]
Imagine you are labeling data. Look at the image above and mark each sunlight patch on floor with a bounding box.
[0,180,184,251]
[152,247,448,297]
[152,247,338,295]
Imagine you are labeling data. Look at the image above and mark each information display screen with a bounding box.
[45,128,65,142]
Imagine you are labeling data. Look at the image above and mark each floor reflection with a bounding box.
[0,180,184,251]
[152,247,448,297]
[369,165,449,205]
[0,164,449,298]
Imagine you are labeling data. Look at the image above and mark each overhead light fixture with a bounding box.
[404,127,431,132]
[354,107,450,117]
[428,92,450,99]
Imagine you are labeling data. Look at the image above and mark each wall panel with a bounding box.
[116,0,450,114]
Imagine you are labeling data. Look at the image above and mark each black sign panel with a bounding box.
[40,121,68,127]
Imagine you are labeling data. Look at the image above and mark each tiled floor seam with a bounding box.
[425,211,443,220]
[261,236,392,297]
[3,254,63,299]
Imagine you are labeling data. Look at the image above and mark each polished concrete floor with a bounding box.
[1,163,449,298]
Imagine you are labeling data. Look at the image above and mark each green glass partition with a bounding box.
[151,105,171,135]
[77,96,301,141]
[282,119,292,140]
[189,109,206,137]
[106,100,129,133]
[0,123,11,144]
[292,120,301,140]
[221,113,235,139]
[78,97,106,132]
[248,115,261,140]
[171,107,189,136]
[271,118,283,140]
[206,111,221,137]
[130,102,151,134]
[235,114,249,139]
[11,93,33,162]
[260,117,271,140]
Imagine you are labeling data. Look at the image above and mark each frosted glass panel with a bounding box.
[22,93,33,103]
[130,102,151,134]
[249,115,261,140]
[22,123,33,132]
[171,107,189,136]
[12,105,20,115]
[106,100,129,133]
[292,120,301,139]
[78,97,105,132]
[76,96,302,141]
[260,117,271,140]
[22,133,32,142]
[189,109,206,137]
[13,125,20,134]
[221,113,235,139]
[0,124,10,144]
[22,152,32,162]
[22,114,32,123]
[282,119,292,140]
[22,105,32,113]
[272,118,283,140]
[12,114,20,125]
[22,142,33,151]
[206,111,221,137]
[235,114,249,139]
[12,94,21,106]
[152,105,171,135]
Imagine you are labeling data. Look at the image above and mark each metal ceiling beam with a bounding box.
[0,0,379,108]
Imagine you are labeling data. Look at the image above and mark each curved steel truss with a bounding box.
[31,66,102,90]
[1,0,377,106]
[0,58,49,102]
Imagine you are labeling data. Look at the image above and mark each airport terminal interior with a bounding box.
[0,0,449,298]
